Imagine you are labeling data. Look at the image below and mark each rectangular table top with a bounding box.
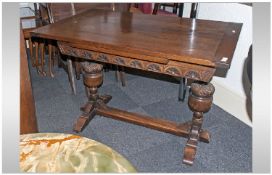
[31,9,242,70]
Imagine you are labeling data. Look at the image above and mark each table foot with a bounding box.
[99,95,112,104]
[73,110,96,133]
[182,81,215,165]
[199,130,210,143]
[73,62,111,132]
[183,143,197,165]
[74,62,214,165]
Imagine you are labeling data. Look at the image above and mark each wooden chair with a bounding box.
[20,5,49,77]
[46,3,129,94]
[152,3,179,15]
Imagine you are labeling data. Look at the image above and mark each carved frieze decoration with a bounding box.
[147,64,161,72]
[165,67,181,76]
[57,42,215,82]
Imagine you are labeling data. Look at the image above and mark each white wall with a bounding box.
[184,3,253,126]
[197,3,252,97]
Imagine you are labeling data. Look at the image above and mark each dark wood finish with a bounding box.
[190,3,198,18]
[178,78,187,101]
[67,57,77,94]
[74,62,210,143]
[183,82,214,165]
[57,42,215,82]
[96,107,210,143]
[21,4,53,77]
[31,9,242,70]
[30,9,242,165]
[45,3,130,93]
[21,15,42,68]
[151,3,187,101]
[73,62,213,165]
[20,27,38,134]
[73,62,112,132]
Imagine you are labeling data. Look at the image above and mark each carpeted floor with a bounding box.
[29,57,252,173]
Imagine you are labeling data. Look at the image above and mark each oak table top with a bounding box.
[31,9,242,70]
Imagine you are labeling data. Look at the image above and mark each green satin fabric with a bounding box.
[20,133,137,173]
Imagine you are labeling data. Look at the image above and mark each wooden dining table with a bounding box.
[30,9,242,165]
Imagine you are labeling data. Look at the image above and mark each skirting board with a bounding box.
[211,79,252,127]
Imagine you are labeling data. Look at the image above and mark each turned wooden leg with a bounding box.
[115,65,126,87]
[67,57,76,95]
[52,46,56,66]
[73,62,112,132]
[115,65,120,82]
[34,41,39,67]
[40,43,46,76]
[183,81,215,165]
[36,42,46,76]
[119,66,126,87]
[29,38,35,67]
[178,78,187,102]
[74,59,82,80]
[48,43,54,77]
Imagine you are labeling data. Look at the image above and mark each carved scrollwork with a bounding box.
[115,57,125,65]
[81,62,103,74]
[82,51,92,59]
[147,64,161,72]
[185,71,200,80]
[190,82,215,98]
[57,42,215,83]
[69,49,78,57]
[97,54,108,62]
[165,67,181,76]
[201,70,214,82]
[130,60,143,69]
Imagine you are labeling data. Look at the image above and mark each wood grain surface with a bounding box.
[20,27,38,134]
[31,9,242,69]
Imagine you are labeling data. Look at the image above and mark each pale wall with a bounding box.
[185,3,252,126]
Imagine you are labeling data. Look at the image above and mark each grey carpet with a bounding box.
[28,57,252,173]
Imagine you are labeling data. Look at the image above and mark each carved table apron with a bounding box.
[30,9,242,165]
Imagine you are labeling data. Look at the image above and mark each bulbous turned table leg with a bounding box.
[183,81,215,165]
[73,62,112,133]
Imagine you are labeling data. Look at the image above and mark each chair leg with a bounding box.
[52,46,56,66]
[67,57,77,95]
[48,43,54,77]
[35,41,46,76]
[119,66,126,87]
[28,38,35,67]
[74,59,82,80]
[178,77,187,102]
[103,63,109,72]
[40,43,46,76]
[115,65,120,82]
[34,41,39,67]
[115,65,126,87]
[56,48,62,68]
